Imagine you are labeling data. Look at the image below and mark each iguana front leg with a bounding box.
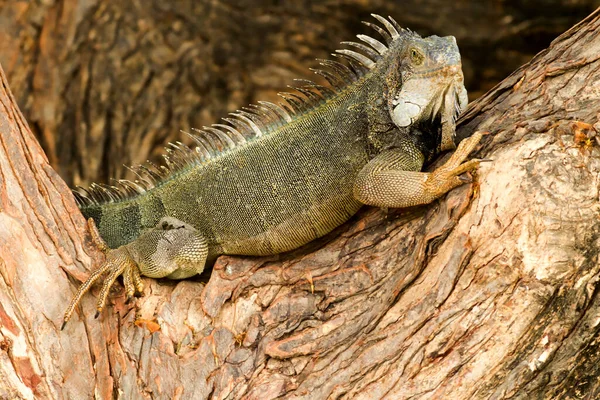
[353,131,484,208]
[62,217,208,329]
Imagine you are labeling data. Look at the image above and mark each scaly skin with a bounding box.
[62,15,483,328]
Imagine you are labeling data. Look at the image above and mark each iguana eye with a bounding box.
[410,48,424,65]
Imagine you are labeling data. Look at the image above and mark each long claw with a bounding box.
[122,264,136,300]
[62,246,138,328]
[62,256,116,327]
[449,159,482,177]
[131,265,145,296]
[95,255,130,317]
[446,131,486,172]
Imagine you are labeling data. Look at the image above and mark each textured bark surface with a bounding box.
[0,63,105,399]
[2,6,600,400]
[0,0,596,187]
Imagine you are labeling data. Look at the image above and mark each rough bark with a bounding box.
[1,6,600,400]
[0,0,596,187]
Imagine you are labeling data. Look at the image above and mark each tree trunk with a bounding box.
[1,7,600,400]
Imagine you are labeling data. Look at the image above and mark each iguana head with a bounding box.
[386,33,468,151]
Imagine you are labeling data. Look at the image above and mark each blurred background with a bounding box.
[0,0,597,187]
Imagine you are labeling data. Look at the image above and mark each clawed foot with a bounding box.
[61,218,144,330]
[425,131,488,197]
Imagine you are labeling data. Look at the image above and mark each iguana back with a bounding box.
[81,83,373,257]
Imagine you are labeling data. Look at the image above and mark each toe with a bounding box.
[62,247,137,328]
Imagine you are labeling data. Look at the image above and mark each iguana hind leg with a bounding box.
[62,217,208,329]
[353,131,484,209]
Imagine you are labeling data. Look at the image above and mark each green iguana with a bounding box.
[62,14,483,328]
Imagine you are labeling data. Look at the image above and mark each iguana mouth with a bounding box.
[411,64,463,79]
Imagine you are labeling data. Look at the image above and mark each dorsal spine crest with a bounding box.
[75,15,418,208]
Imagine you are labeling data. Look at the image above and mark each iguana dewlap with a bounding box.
[62,14,483,328]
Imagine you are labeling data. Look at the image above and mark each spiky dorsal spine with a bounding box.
[75,15,416,207]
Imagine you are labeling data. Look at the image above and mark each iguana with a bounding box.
[62,14,483,328]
